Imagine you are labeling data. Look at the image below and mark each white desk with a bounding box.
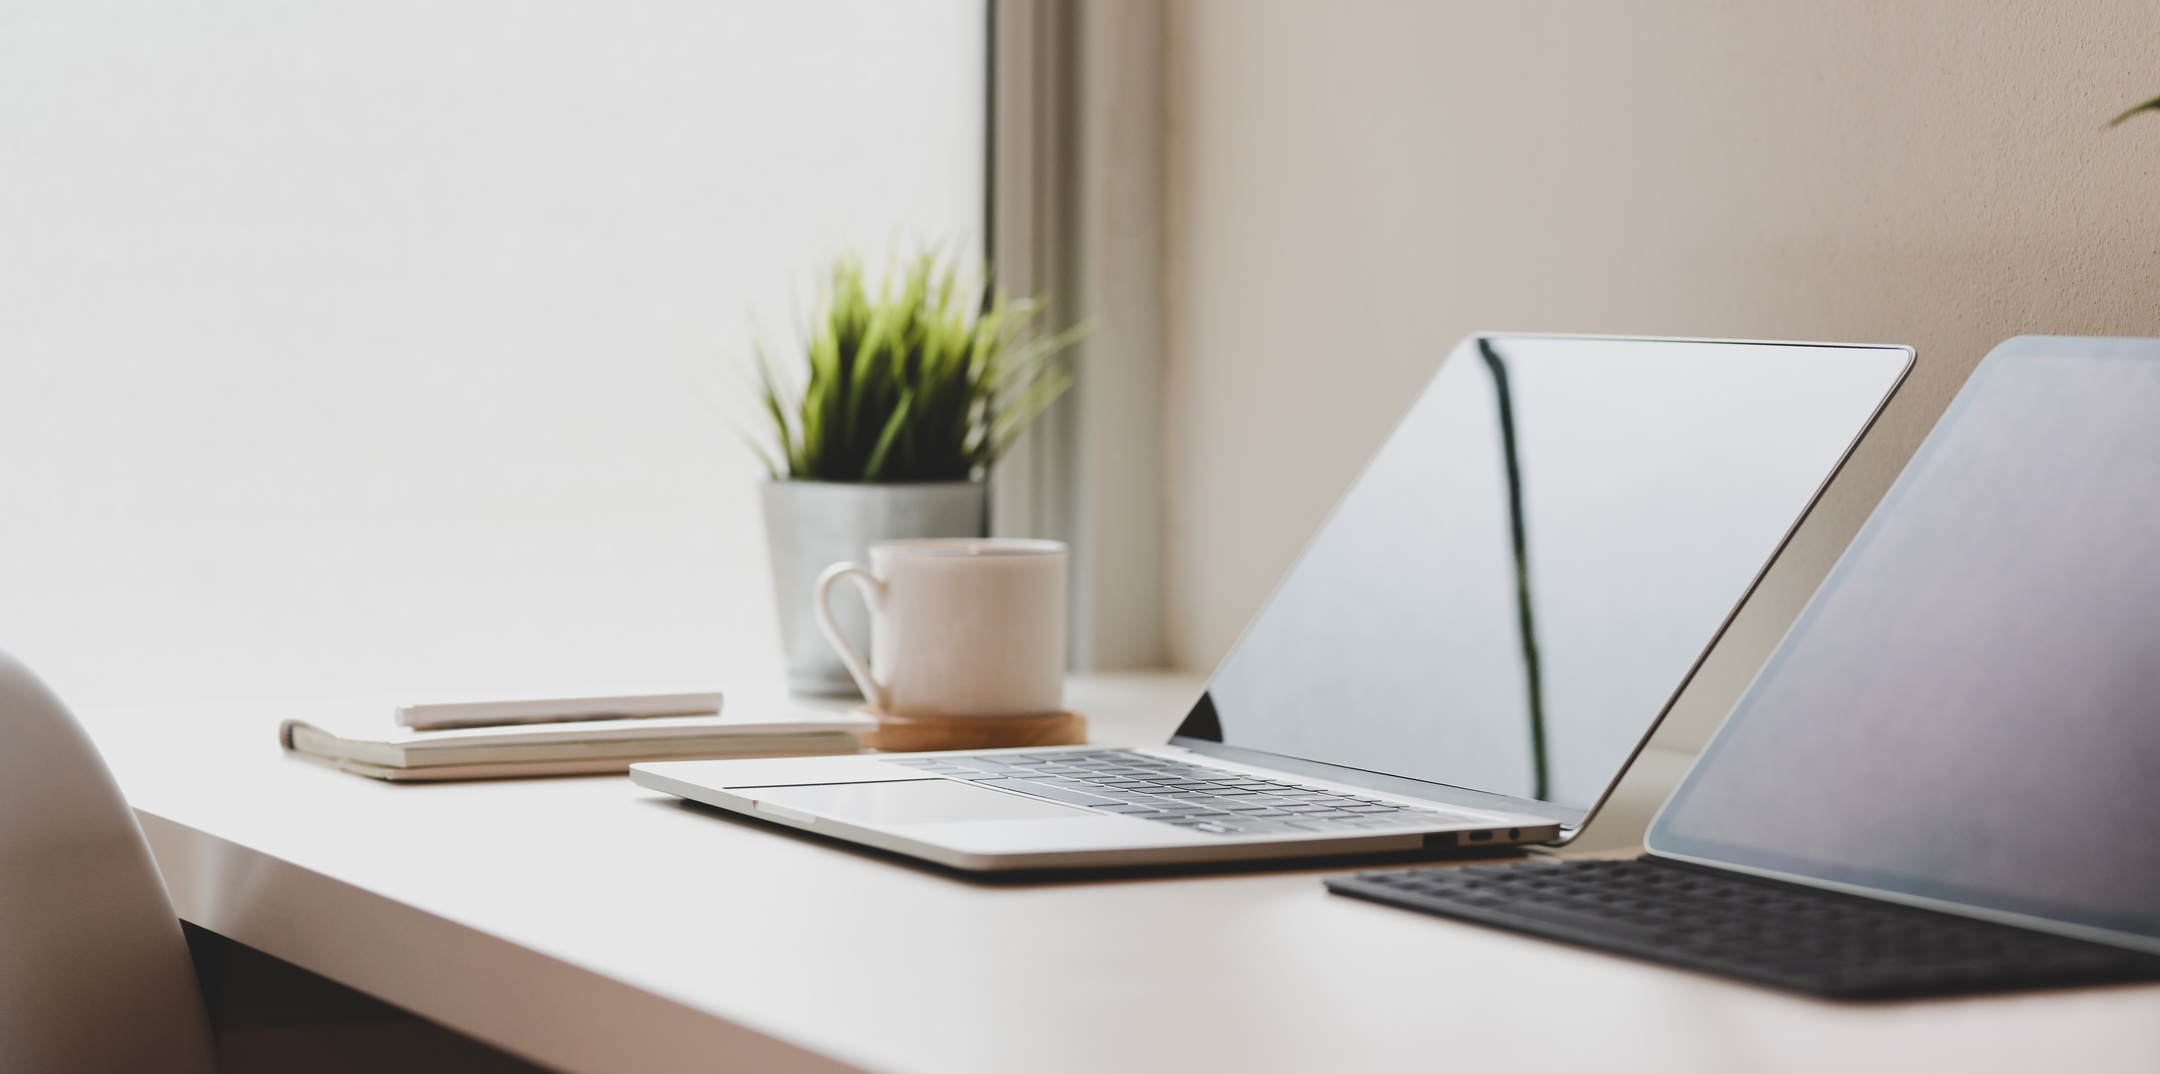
[83,675,2160,1074]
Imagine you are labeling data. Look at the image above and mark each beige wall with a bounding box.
[1162,0,2160,698]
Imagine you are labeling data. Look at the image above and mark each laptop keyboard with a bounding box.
[1327,857,2160,998]
[884,750,1484,838]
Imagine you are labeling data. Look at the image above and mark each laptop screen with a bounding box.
[1174,336,1909,814]
[1649,337,2160,949]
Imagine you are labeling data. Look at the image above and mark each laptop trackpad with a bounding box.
[748,779,1082,825]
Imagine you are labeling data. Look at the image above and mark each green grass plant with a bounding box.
[749,252,1079,483]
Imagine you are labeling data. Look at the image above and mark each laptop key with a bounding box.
[973,778,1119,807]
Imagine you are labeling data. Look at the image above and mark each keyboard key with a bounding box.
[973,779,1118,807]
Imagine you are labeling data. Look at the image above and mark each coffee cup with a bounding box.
[812,538,1067,718]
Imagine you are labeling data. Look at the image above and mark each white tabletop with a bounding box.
[82,675,2160,1074]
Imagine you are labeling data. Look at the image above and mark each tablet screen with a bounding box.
[1651,338,2160,948]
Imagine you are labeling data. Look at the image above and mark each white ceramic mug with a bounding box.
[812,538,1068,718]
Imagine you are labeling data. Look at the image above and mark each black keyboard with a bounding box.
[883,750,1512,839]
[1327,857,2160,999]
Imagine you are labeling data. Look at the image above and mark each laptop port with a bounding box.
[1469,830,1494,842]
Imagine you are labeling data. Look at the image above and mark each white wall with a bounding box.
[0,1,983,704]
[1163,0,2160,704]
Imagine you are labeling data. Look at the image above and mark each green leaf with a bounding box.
[2109,94,2160,127]
[862,390,913,481]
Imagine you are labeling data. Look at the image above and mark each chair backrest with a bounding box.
[0,650,218,1072]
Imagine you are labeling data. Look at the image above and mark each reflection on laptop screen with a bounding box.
[1175,336,1909,812]
[1650,337,2160,949]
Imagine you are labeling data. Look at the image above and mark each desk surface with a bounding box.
[84,675,2160,1074]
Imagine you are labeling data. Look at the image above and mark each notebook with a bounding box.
[283,684,872,781]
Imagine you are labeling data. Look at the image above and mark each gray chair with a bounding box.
[0,649,218,1072]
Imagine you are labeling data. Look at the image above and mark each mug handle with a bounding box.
[813,562,888,712]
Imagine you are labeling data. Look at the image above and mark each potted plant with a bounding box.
[747,251,1078,696]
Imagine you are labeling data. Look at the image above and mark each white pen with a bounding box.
[394,691,726,731]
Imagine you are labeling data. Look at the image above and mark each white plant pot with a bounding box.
[760,480,987,697]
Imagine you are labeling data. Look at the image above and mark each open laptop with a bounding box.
[633,334,1911,870]
[1330,336,2160,998]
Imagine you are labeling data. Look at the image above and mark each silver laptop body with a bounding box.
[635,334,1912,870]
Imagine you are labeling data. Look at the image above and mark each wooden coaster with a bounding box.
[860,708,1088,753]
